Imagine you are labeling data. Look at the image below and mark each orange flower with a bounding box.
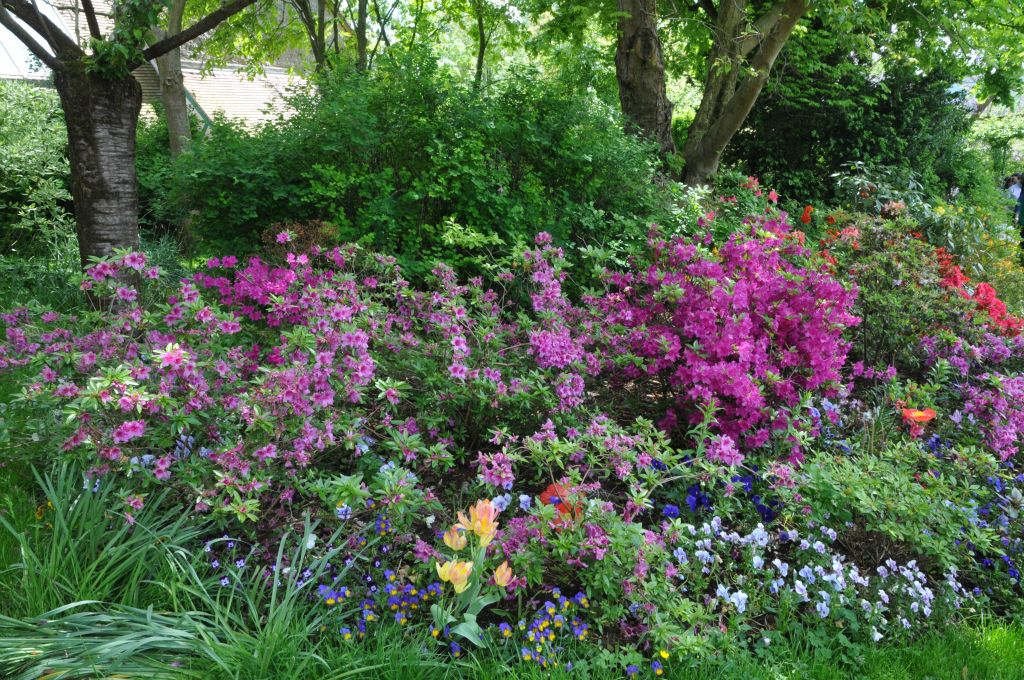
[800,205,813,224]
[443,526,467,551]
[493,561,513,588]
[456,499,500,546]
[540,483,582,517]
[901,408,936,424]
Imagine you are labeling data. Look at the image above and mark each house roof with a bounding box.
[0,0,301,126]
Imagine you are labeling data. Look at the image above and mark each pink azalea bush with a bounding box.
[3,202,1021,668]
[588,221,858,454]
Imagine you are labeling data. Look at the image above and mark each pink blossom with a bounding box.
[112,420,146,444]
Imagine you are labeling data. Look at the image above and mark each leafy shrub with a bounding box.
[147,51,672,279]
[0,81,75,255]
[729,30,975,207]
[822,216,982,374]
[590,218,857,452]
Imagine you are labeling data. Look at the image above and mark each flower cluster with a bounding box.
[591,221,858,451]
[936,247,1023,336]
[514,589,592,671]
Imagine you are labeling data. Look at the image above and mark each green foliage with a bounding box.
[727,26,975,207]
[0,81,75,256]
[146,51,671,277]
[85,0,170,78]
[972,112,1024,179]
[824,215,980,374]
[798,442,991,569]
[0,463,205,616]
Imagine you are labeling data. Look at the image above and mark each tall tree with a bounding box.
[355,0,368,70]
[0,0,259,268]
[615,0,674,156]
[154,0,191,156]
[677,0,809,184]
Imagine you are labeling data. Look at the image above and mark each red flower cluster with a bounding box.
[935,247,1022,335]
[540,483,583,529]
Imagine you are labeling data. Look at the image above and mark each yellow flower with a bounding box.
[456,499,500,546]
[443,526,467,551]
[493,560,513,588]
[436,559,474,593]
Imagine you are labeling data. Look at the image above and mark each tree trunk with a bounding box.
[473,7,486,89]
[681,0,808,185]
[54,64,142,269]
[155,0,190,156]
[615,0,675,157]
[356,0,368,71]
[155,51,191,156]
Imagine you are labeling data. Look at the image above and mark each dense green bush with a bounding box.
[144,51,672,277]
[0,81,74,255]
[824,215,980,374]
[726,29,976,207]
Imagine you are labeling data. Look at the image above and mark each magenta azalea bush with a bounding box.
[590,221,858,455]
[2,197,1022,673]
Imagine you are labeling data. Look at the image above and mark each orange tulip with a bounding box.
[456,499,500,546]
[493,561,513,588]
[902,408,936,424]
[443,526,467,551]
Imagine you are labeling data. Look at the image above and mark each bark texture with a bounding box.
[356,0,369,71]
[54,64,142,268]
[154,0,191,157]
[681,0,808,185]
[615,0,675,157]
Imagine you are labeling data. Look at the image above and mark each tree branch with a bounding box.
[4,0,81,55]
[697,0,716,20]
[693,0,807,164]
[80,0,102,40]
[0,1,62,69]
[141,0,258,62]
[738,0,784,58]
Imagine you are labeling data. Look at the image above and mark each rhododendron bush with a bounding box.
[590,221,858,453]
[0,218,857,521]
[2,197,1023,672]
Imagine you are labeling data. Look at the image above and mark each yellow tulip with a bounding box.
[493,560,513,588]
[436,559,474,593]
[443,526,467,551]
[456,499,500,544]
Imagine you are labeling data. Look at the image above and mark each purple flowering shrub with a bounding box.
[3,206,1021,671]
[0,245,579,525]
[589,220,858,455]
